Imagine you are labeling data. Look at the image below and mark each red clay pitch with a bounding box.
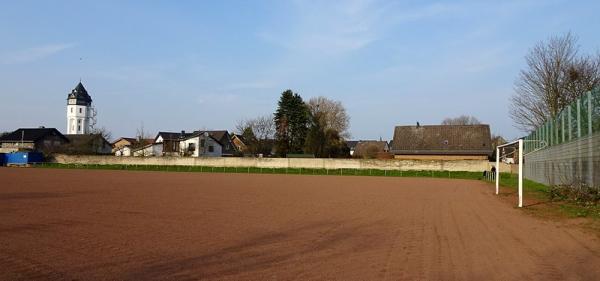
[1,168,599,280]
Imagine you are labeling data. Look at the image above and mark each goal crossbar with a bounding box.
[495,139,523,207]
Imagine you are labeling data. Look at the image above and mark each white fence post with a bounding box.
[518,139,524,208]
[495,147,500,195]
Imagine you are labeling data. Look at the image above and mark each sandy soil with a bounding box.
[0,168,599,280]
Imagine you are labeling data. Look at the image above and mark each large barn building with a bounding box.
[390,124,492,160]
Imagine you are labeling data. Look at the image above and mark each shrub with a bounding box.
[550,183,600,205]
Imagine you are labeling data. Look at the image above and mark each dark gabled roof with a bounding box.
[0,128,68,143]
[67,82,92,105]
[202,130,228,142]
[183,131,223,146]
[155,130,232,149]
[155,131,194,142]
[354,140,389,156]
[111,137,137,145]
[391,124,492,156]
[345,140,359,149]
[65,134,111,147]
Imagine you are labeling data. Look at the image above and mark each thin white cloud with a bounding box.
[259,0,385,55]
[259,1,459,56]
[0,43,76,64]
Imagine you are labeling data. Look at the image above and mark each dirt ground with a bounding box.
[1,168,599,280]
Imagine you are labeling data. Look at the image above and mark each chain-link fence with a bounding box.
[523,88,600,187]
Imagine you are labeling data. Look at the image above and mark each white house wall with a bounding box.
[153,143,163,156]
[132,143,162,157]
[180,135,222,157]
[115,146,132,156]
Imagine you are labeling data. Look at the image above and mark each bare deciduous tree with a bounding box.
[441,115,481,125]
[236,115,275,141]
[236,115,275,156]
[510,32,600,132]
[306,96,350,139]
[133,123,152,157]
[92,127,112,142]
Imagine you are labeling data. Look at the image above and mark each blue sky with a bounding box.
[1,0,599,141]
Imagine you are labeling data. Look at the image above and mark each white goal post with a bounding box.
[495,139,523,208]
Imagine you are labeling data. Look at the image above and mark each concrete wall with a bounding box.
[51,154,493,172]
[393,155,489,160]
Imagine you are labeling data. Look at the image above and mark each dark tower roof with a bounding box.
[67,82,92,105]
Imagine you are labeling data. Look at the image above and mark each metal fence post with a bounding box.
[588,91,594,186]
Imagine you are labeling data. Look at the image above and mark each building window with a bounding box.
[78,119,81,124]
[78,125,81,131]
[200,139,205,147]
[70,108,73,113]
[188,143,196,152]
[79,108,82,113]
[208,145,214,152]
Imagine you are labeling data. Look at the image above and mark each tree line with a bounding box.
[237,90,350,158]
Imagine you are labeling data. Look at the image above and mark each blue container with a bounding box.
[0,153,5,166]
[5,152,44,165]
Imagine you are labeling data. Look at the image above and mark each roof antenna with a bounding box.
[79,57,83,83]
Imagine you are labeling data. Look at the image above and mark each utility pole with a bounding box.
[204,132,209,156]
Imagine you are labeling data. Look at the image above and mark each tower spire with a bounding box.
[66,81,93,135]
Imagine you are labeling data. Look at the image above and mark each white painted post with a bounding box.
[495,147,500,195]
[518,139,524,208]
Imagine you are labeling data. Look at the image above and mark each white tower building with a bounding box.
[66,82,94,135]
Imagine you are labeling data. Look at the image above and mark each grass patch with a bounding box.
[496,173,600,221]
[32,162,488,180]
[558,204,600,219]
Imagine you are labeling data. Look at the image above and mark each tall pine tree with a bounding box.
[274,90,310,156]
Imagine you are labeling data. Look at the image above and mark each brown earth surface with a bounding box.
[1,168,599,280]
